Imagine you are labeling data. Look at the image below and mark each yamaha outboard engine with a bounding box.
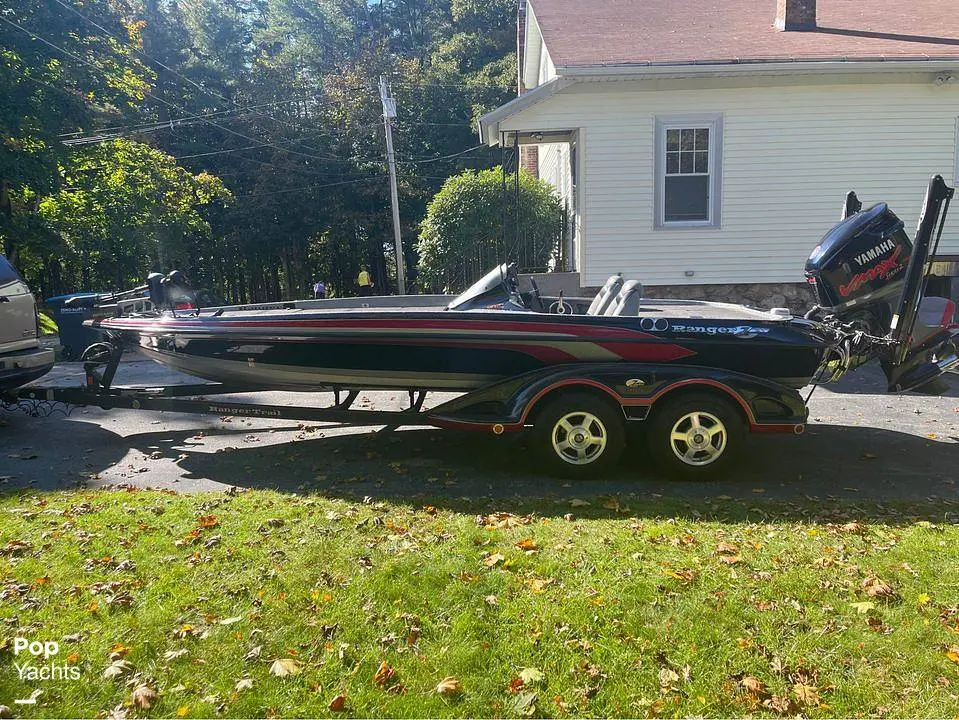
[804,199,913,337]
[805,175,958,391]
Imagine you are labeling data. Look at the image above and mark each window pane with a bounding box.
[680,152,694,174]
[0,256,21,284]
[666,151,680,174]
[680,129,695,151]
[666,129,680,151]
[665,175,709,222]
[695,128,709,151]
[694,151,709,173]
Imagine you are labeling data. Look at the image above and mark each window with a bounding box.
[0,255,22,286]
[655,114,723,228]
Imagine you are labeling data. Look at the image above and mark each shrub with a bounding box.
[416,167,563,292]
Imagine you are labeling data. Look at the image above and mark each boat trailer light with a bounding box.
[492,423,505,435]
[794,424,806,435]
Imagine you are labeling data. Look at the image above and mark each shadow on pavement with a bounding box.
[24,420,948,522]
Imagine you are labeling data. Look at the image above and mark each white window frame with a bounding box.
[654,113,723,229]
[954,116,959,186]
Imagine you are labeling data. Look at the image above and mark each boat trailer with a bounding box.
[3,339,814,480]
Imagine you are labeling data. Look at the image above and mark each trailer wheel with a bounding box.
[646,393,745,480]
[531,392,625,478]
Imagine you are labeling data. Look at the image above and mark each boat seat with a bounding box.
[586,274,624,315]
[604,280,644,316]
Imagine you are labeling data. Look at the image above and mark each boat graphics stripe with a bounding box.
[96,316,662,341]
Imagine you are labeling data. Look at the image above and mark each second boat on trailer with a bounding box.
[20,176,957,479]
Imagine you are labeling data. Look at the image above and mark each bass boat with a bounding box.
[89,177,959,396]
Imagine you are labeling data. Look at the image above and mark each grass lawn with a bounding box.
[1,486,958,718]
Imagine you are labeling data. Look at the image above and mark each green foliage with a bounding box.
[0,0,153,265]
[37,310,58,335]
[2,0,520,301]
[36,139,230,290]
[417,167,563,292]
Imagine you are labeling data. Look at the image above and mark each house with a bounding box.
[477,0,959,309]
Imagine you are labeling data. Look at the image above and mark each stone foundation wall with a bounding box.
[641,282,816,314]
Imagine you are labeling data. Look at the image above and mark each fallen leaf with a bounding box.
[519,667,545,686]
[328,694,348,712]
[718,554,742,565]
[659,667,680,691]
[792,683,820,707]
[863,575,898,600]
[741,676,769,698]
[219,616,243,626]
[510,690,539,716]
[103,660,133,680]
[235,678,254,692]
[269,658,302,677]
[850,601,876,614]
[568,499,590,508]
[764,694,798,714]
[131,684,157,710]
[373,661,397,687]
[945,646,959,664]
[516,538,538,551]
[483,553,505,568]
[436,676,463,695]
[196,515,218,528]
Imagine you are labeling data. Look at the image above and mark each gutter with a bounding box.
[557,56,959,78]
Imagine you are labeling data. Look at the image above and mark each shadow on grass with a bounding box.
[5,415,950,524]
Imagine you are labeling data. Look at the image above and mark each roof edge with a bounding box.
[476,78,572,145]
[556,56,959,77]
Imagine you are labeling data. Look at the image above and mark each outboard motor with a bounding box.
[805,175,958,391]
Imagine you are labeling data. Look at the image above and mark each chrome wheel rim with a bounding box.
[551,411,607,465]
[669,411,727,466]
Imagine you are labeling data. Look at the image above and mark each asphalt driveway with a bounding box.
[1,358,956,505]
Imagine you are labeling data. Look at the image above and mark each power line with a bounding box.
[59,96,318,140]
[243,176,385,198]
[52,0,340,151]
[396,144,489,164]
[0,15,352,166]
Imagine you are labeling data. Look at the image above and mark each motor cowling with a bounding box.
[804,202,912,334]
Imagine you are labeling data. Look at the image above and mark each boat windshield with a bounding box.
[446,264,511,310]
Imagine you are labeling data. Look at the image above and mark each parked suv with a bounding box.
[0,254,54,390]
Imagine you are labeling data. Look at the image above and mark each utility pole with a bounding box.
[379,76,406,294]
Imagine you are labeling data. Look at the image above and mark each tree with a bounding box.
[36,139,230,293]
[416,167,563,292]
[0,0,152,265]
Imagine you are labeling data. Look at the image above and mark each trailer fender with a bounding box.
[427,363,808,434]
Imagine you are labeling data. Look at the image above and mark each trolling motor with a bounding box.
[805,175,957,392]
[146,270,198,314]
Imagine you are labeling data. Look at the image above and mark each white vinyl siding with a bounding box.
[538,141,577,268]
[498,77,959,287]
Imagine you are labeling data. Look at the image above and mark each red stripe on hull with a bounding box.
[100,315,660,340]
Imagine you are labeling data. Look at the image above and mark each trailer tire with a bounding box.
[646,392,745,480]
[531,392,625,478]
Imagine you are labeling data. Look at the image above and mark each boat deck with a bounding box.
[200,298,787,322]
[634,299,788,321]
